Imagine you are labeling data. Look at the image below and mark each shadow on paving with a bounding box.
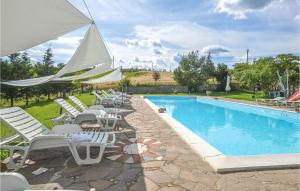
[17,97,150,191]
[14,96,300,191]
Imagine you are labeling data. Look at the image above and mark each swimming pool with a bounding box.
[147,96,300,156]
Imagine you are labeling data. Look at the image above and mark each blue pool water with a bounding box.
[147,96,300,156]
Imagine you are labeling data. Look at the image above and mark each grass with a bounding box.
[211,90,266,101]
[0,93,96,139]
[141,90,266,101]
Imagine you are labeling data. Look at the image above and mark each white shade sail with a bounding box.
[0,76,55,87]
[0,0,91,56]
[55,63,112,82]
[56,24,112,76]
[81,68,123,84]
[1,24,112,87]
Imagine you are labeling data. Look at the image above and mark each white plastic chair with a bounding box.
[54,98,119,130]
[0,172,30,191]
[92,91,122,107]
[68,96,121,119]
[0,107,115,170]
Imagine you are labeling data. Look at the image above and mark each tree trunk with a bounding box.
[10,97,14,107]
[25,92,29,106]
[47,92,50,100]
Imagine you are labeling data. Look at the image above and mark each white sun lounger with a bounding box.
[0,172,31,191]
[92,91,122,107]
[101,90,128,100]
[0,172,94,191]
[109,89,131,98]
[68,96,121,119]
[54,98,119,130]
[0,107,115,170]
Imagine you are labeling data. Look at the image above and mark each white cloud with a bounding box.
[132,21,299,60]
[294,14,300,21]
[125,38,167,55]
[215,0,276,20]
[201,45,229,54]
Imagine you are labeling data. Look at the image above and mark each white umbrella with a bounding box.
[225,75,231,92]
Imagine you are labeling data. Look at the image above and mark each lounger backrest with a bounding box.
[0,107,49,141]
[54,99,80,118]
[92,91,103,101]
[69,96,87,111]
[101,90,109,96]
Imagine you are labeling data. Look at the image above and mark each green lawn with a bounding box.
[0,93,96,139]
[211,90,266,101]
[141,90,266,101]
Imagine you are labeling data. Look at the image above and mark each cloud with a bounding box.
[133,21,299,59]
[215,0,276,19]
[201,45,229,54]
[125,38,167,55]
[294,14,300,21]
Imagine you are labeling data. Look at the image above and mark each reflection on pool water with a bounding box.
[148,96,300,156]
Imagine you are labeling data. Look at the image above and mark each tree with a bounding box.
[239,68,260,94]
[1,53,32,106]
[174,51,210,92]
[215,63,229,89]
[152,71,161,85]
[37,48,56,100]
[204,53,215,77]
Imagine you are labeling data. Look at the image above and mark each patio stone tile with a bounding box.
[161,164,180,179]
[129,176,158,191]
[144,170,173,184]
[81,166,116,181]
[116,168,142,182]
[157,186,185,191]
[89,179,112,190]
[192,182,215,191]
[105,167,122,179]
[105,182,127,191]
[141,161,166,168]
[173,179,196,190]
[65,182,91,190]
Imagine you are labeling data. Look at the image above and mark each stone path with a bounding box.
[18,96,299,191]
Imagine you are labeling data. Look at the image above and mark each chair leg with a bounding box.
[69,144,105,165]
[1,145,29,170]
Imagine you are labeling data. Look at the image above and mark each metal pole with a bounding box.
[246,49,249,64]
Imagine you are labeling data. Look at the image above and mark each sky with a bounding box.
[27,0,300,70]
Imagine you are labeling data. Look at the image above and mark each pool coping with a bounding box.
[143,96,300,173]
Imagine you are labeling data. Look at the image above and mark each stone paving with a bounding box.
[17,96,299,191]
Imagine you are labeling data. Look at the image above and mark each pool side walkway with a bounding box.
[17,96,299,191]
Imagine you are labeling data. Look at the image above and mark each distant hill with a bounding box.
[124,70,177,86]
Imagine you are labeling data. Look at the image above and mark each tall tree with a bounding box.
[37,48,56,100]
[204,53,215,77]
[173,51,209,92]
[215,63,229,89]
